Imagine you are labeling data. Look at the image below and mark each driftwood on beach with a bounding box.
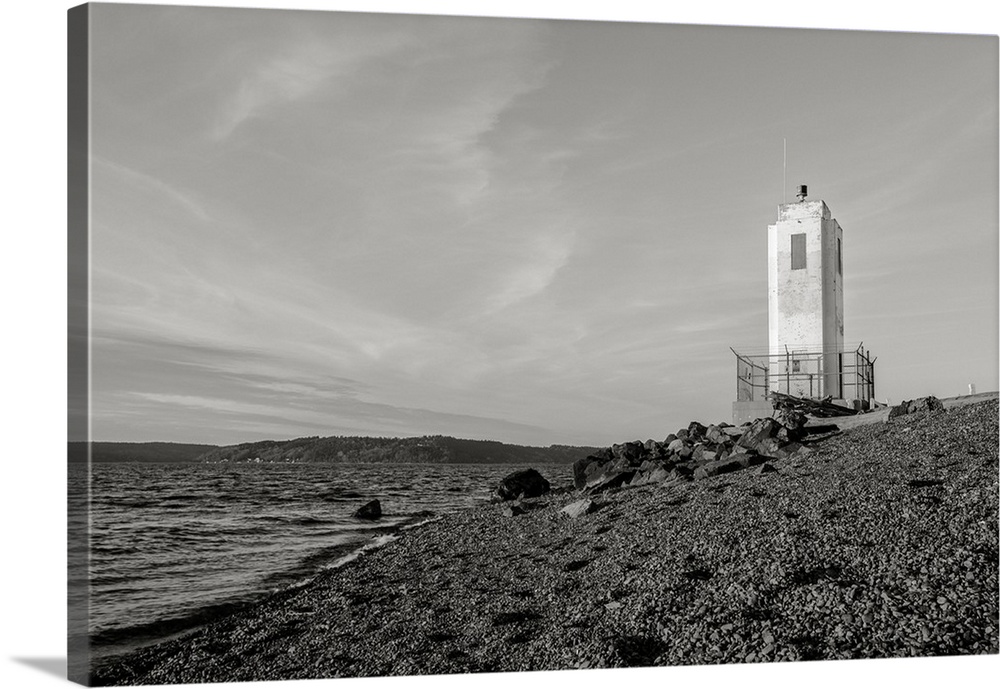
[91,397,999,685]
[768,390,859,417]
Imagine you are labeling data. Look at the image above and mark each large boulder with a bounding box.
[612,441,645,463]
[773,442,810,459]
[666,466,694,482]
[605,456,635,474]
[353,499,382,520]
[666,438,687,454]
[705,425,730,445]
[735,417,785,455]
[572,450,613,490]
[774,409,807,440]
[693,453,765,480]
[687,421,708,439]
[754,436,785,458]
[691,444,719,462]
[561,498,597,518]
[495,468,551,501]
[637,458,667,473]
[629,462,671,486]
[630,462,673,486]
[582,460,613,489]
[888,396,945,419]
[586,469,636,493]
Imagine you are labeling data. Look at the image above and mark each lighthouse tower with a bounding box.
[767,185,844,398]
[731,186,874,424]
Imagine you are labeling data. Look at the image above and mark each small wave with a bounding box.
[293,516,336,526]
[113,500,159,509]
[90,573,145,587]
[255,540,361,592]
[90,545,140,556]
[316,489,364,501]
[400,514,441,531]
[256,514,338,526]
[160,493,205,501]
[89,598,255,657]
[250,512,442,590]
[163,524,270,539]
[328,533,399,569]
[324,512,442,568]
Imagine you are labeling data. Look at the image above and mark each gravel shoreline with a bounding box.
[92,398,998,686]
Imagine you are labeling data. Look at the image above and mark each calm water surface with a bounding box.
[69,461,570,661]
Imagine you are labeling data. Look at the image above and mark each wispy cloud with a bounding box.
[673,315,749,336]
[93,156,212,222]
[484,230,576,313]
[212,32,411,140]
[120,386,554,445]
[360,29,554,213]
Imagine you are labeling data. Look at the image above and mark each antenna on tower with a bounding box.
[783,138,786,204]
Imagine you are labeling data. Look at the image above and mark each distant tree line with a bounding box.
[68,437,601,465]
[197,435,602,465]
[68,442,219,463]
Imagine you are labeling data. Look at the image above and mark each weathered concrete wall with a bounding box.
[732,400,775,425]
[820,215,844,396]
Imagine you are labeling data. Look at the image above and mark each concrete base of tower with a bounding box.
[732,401,775,425]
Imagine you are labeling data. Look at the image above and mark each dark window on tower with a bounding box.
[791,233,806,270]
[837,237,843,275]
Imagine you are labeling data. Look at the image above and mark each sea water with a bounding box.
[69,461,569,662]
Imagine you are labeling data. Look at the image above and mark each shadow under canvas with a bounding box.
[11,656,66,680]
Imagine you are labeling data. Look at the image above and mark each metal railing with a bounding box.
[732,344,875,403]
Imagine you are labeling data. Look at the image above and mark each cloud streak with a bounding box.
[484,230,576,313]
[212,31,412,140]
[94,156,212,222]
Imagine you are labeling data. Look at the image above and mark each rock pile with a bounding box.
[571,414,814,494]
[887,395,945,419]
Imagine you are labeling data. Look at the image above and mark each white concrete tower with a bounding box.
[767,185,844,398]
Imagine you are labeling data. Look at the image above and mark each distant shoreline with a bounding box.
[69,435,601,465]
[70,391,999,462]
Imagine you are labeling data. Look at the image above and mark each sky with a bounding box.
[81,1,998,447]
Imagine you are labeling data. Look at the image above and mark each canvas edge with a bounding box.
[68,3,92,685]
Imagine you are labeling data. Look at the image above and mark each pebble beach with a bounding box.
[91,397,998,686]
